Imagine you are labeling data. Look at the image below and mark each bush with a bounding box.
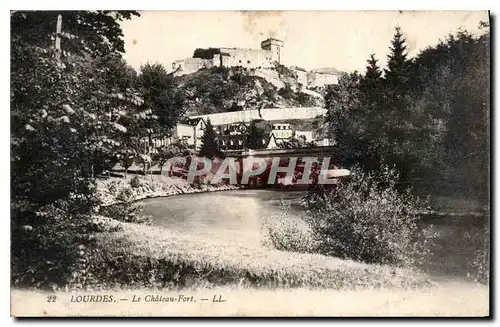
[278,86,294,99]
[296,92,313,106]
[303,165,429,267]
[107,180,120,195]
[11,198,95,290]
[100,187,152,225]
[130,175,142,188]
[261,201,316,252]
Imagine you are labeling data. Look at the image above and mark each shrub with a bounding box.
[296,92,313,106]
[278,85,294,99]
[116,186,134,203]
[261,201,316,253]
[130,175,142,188]
[303,165,429,267]
[107,180,120,195]
[11,198,95,290]
[100,187,152,225]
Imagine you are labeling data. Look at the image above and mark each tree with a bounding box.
[137,153,152,177]
[384,27,411,89]
[361,54,383,97]
[117,149,136,179]
[193,48,221,59]
[199,119,223,159]
[11,48,141,205]
[378,27,418,176]
[325,24,489,198]
[365,54,382,81]
[280,136,307,149]
[11,47,126,287]
[151,142,185,175]
[409,28,490,196]
[10,11,145,288]
[138,63,185,134]
[246,121,266,149]
[324,72,364,166]
[100,53,138,92]
[278,85,294,99]
[11,11,140,58]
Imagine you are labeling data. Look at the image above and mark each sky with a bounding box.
[120,10,489,73]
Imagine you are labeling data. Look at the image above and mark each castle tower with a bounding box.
[261,38,284,64]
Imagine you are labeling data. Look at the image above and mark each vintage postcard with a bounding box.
[10,10,490,317]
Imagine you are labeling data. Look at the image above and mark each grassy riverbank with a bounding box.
[96,174,241,206]
[89,173,485,291]
[87,215,433,290]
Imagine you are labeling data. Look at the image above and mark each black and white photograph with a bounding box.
[9,10,490,317]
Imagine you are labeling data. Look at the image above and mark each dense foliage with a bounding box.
[137,63,185,133]
[11,11,140,57]
[10,11,166,288]
[199,119,224,159]
[11,12,490,290]
[192,47,221,59]
[303,166,430,267]
[326,25,490,199]
[246,121,268,149]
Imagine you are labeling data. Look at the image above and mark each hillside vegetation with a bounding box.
[174,66,323,115]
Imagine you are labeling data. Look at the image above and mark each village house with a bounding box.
[216,122,250,151]
[171,117,206,150]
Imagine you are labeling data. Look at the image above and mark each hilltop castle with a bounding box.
[171,38,340,89]
[172,38,284,74]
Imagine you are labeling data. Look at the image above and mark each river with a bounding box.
[139,189,488,281]
[140,189,306,247]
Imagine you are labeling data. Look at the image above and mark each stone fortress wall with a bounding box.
[307,72,339,88]
[294,69,308,87]
[171,38,339,89]
[171,58,214,75]
[173,38,283,76]
[217,48,273,69]
[190,107,327,126]
[251,69,285,89]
